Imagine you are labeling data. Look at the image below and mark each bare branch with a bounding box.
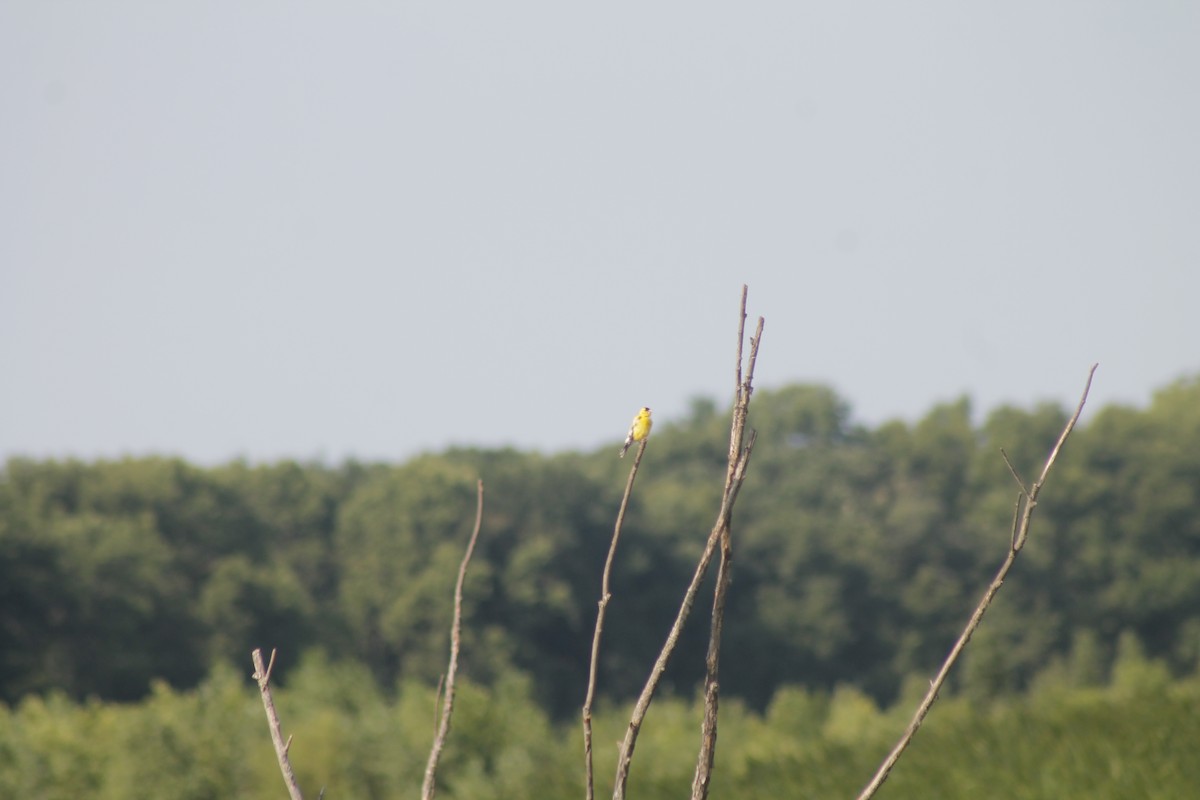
[583,439,650,800]
[855,364,1097,800]
[692,313,762,800]
[725,315,764,485]
[690,432,755,799]
[1035,365,1097,486]
[690,304,765,800]
[422,478,486,800]
[252,647,304,800]
[612,289,764,800]
[742,318,764,405]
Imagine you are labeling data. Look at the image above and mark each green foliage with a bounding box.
[333,456,480,683]
[4,374,1200,733]
[105,668,257,800]
[0,692,112,798]
[198,555,315,667]
[8,669,1197,798]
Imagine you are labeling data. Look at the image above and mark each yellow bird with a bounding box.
[620,407,653,457]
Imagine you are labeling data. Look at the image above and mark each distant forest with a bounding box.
[3,376,1199,718]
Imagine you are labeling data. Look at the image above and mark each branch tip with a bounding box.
[1034,363,1098,489]
[855,365,1095,800]
[251,648,304,800]
[268,649,278,681]
[999,449,1030,497]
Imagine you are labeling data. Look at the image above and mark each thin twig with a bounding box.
[583,439,649,800]
[1008,495,1022,551]
[252,648,304,800]
[727,290,757,476]
[734,284,747,404]
[432,674,446,733]
[742,322,764,406]
[612,288,764,800]
[855,364,1097,800]
[422,479,486,800]
[999,448,1030,498]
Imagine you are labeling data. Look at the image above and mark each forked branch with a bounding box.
[855,363,1098,800]
[692,295,764,800]
[252,647,304,800]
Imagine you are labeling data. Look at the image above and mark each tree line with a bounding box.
[3,376,1199,716]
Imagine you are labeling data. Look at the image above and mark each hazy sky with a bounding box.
[3,3,1198,465]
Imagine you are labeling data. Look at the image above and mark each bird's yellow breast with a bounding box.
[631,409,652,441]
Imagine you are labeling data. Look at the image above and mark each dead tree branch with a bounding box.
[251,647,304,800]
[583,440,650,800]
[855,363,1098,800]
[691,294,764,800]
[422,478,486,800]
[612,286,764,800]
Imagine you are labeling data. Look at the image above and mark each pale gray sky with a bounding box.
[3,3,1198,464]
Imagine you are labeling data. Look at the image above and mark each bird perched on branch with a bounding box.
[620,407,653,457]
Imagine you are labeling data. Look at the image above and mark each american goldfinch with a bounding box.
[620,407,653,457]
